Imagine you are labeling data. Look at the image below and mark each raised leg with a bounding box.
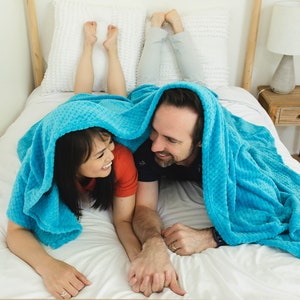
[166,10,205,85]
[103,25,126,96]
[74,21,97,94]
[137,13,168,86]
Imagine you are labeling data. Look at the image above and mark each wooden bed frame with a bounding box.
[25,0,262,91]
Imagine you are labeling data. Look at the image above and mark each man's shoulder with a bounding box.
[134,139,159,180]
[134,139,152,156]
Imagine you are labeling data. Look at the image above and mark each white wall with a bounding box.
[0,0,33,136]
[0,0,299,153]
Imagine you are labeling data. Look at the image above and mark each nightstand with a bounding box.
[257,85,300,126]
[257,85,300,162]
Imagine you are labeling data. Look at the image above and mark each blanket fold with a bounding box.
[7,82,300,256]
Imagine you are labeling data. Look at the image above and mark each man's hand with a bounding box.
[162,224,217,255]
[128,236,185,297]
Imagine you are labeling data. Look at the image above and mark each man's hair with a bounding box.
[54,127,115,218]
[157,88,204,146]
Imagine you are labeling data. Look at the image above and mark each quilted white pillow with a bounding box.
[149,9,230,89]
[41,0,146,94]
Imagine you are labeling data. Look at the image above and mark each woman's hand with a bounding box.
[6,221,91,299]
[38,257,91,299]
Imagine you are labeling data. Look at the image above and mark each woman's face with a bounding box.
[77,136,115,179]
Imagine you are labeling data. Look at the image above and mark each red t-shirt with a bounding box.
[113,143,138,197]
[77,142,137,197]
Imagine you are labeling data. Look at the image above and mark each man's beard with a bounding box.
[154,154,175,168]
[153,145,198,168]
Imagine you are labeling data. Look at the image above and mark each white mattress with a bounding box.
[1,86,300,299]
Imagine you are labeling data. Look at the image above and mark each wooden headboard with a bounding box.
[26,0,44,88]
[25,0,261,91]
[241,0,262,91]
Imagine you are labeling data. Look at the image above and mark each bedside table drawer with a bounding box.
[257,86,300,126]
[278,107,300,125]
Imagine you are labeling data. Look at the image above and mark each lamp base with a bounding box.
[270,55,295,94]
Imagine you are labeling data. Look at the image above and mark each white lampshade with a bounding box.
[267,1,300,94]
[267,1,300,55]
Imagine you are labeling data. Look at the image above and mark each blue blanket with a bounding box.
[7,82,300,257]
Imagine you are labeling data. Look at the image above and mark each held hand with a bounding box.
[128,237,185,297]
[162,224,217,255]
[38,257,91,299]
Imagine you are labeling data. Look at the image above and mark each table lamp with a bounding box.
[267,1,300,94]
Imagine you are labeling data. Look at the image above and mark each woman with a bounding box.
[6,21,140,300]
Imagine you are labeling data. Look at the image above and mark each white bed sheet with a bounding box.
[1,86,300,299]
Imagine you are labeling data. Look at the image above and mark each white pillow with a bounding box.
[149,9,230,89]
[41,0,146,94]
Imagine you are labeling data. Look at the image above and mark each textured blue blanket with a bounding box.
[7,82,300,257]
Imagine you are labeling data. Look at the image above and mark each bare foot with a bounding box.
[165,9,184,33]
[83,21,97,46]
[103,25,118,53]
[150,12,165,28]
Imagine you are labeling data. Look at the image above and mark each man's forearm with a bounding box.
[133,205,164,244]
[129,204,185,297]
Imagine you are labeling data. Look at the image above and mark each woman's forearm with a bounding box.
[6,222,54,276]
[7,220,91,299]
[114,221,141,262]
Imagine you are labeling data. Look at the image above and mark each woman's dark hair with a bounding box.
[157,88,204,146]
[54,127,115,218]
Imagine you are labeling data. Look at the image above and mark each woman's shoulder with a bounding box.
[113,142,137,183]
[113,142,134,159]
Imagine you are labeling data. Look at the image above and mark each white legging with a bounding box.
[137,27,205,86]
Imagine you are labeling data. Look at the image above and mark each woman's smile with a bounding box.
[102,161,113,170]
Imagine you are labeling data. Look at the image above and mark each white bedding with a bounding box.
[1,86,300,299]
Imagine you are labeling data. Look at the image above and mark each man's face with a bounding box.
[150,103,199,168]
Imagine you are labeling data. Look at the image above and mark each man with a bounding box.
[128,88,226,297]
[127,78,300,297]
[127,9,300,297]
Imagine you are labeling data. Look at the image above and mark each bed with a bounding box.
[1,0,300,299]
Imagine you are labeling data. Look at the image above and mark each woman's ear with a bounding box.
[197,141,202,148]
